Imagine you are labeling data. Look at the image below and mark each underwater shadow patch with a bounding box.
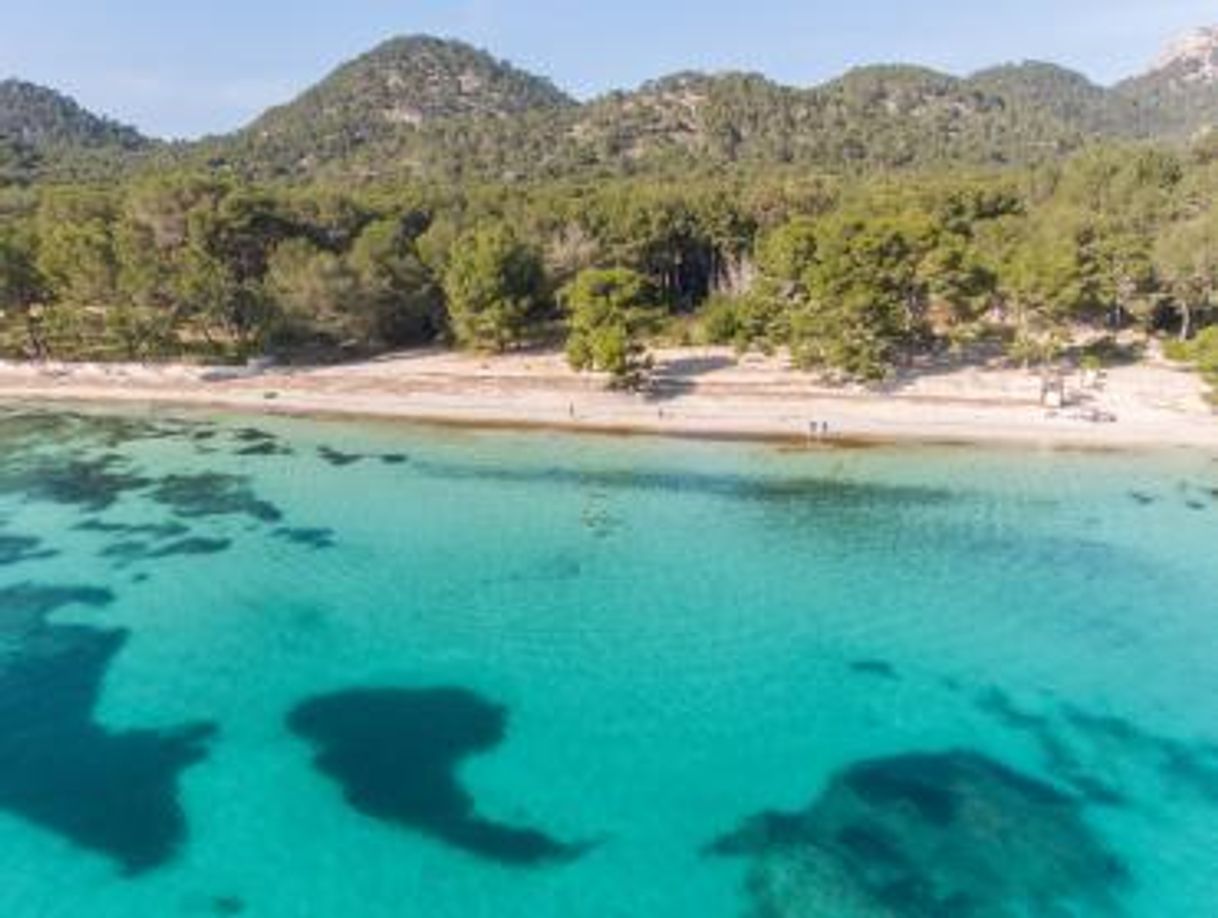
[100,537,233,566]
[0,583,115,634]
[1062,705,1218,805]
[708,750,1127,916]
[408,457,955,513]
[0,583,217,875]
[74,519,191,540]
[976,688,1218,809]
[287,687,589,867]
[928,523,1165,591]
[148,473,283,524]
[0,454,153,513]
[236,442,293,458]
[273,527,337,550]
[0,534,58,567]
[317,446,367,468]
[229,426,292,457]
[79,415,214,449]
[0,411,214,457]
[975,690,1125,806]
[849,660,900,681]
[210,895,246,915]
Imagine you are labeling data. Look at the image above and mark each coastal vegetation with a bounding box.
[563,268,664,385]
[1168,327,1218,400]
[2,36,1218,388]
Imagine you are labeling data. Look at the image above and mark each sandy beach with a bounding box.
[0,347,1214,450]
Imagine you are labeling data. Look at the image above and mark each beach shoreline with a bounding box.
[0,347,1214,451]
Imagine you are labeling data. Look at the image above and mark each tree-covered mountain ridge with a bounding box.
[0,79,148,150]
[210,29,1218,181]
[9,28,1218,182]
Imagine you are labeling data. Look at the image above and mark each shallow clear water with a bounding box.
[0,404,1216,917]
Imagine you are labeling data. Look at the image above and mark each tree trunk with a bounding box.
[23,313,46,360]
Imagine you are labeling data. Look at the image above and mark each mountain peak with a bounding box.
[233,34,576,174]
[250,34,573,135]
[1151,26,1218,85]
[0,79,147,150]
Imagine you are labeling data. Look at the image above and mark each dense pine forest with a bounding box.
[2,35,1218,386]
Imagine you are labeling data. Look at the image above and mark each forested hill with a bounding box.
[0,80,147,150]
[8,30,1218,184]
[1117,26,1218,136]
[204,57,1145,182]
[234,36,575,174]
[194,30,1218,182]
[0,80,151,184]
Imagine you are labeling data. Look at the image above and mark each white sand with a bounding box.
[0,347,1214,450]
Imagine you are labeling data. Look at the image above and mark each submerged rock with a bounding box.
[709,750,1127,917]
[100,536,232,565]
[0,584,216,874]
[148,473,283,523]
[1,454,152,512]
[273,527,337,550]
[976,688,1218,809]
[0,533,57,567]
[287,687,589,867]
[849,660,900,681]
[317,446,366,467]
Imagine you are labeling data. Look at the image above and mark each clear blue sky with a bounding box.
[3,0,1216,139]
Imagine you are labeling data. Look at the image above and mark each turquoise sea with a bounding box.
[0,403,1216,917]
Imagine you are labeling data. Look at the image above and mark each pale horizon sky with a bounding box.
[2,1,1216,140]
